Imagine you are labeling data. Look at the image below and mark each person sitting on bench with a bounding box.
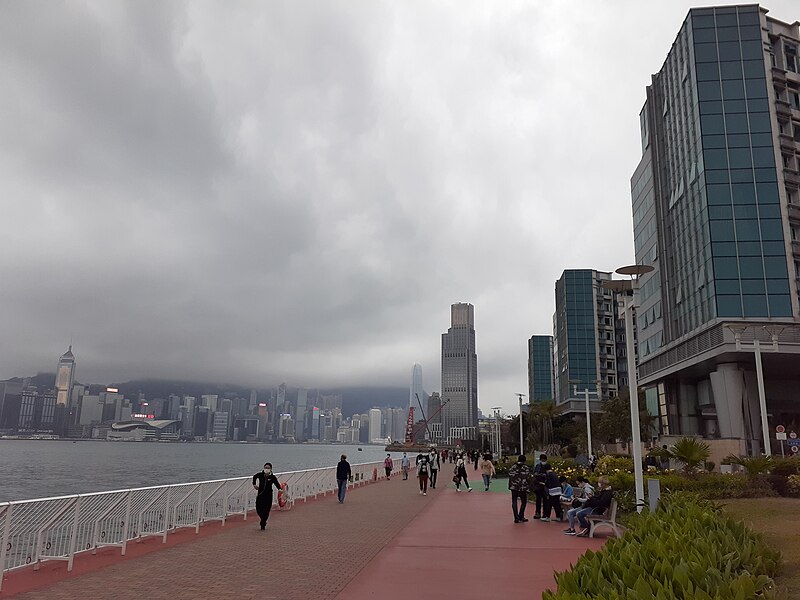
[563,476,612,537]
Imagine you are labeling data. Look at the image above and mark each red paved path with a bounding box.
[2,476,605,599]
[335,486,604,599]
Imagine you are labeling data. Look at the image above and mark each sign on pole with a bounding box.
[791,446,799,454]
[777,432,787,441]
[790,432,798,440]
[776,425,785,434]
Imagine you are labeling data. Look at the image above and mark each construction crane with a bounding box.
[404,396,450,445]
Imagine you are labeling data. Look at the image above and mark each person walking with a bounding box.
[384,454,394,480]
[479,454,496,491]
[532,454,550,519]
[540,465,563,522]
[429,449,440,489]
[472,450,480,471]
[454,454,472,492]
[417,452,430,495]
[508,455,531,523]
[252,462,282,531]
[401,452,410,480]
[336,454,351,504]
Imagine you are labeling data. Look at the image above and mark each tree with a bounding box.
[595,389,652,446]
[528,400,562,449]
[669,437,711,474]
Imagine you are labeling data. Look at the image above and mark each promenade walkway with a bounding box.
[4,471,604,600]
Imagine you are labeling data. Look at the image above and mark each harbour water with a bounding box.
[0,440,403,502]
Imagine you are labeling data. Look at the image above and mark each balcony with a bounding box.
[792,239,800,257]
[780,132,798,151]
[788,203,800,223]
[776,99,792,118]
[785,169,800,187]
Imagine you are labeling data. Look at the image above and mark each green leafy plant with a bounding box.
[723,454,774,477]
[669,437,711,474]
[543,498,782,600]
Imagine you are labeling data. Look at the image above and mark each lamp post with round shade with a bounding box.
[603,264,654,513]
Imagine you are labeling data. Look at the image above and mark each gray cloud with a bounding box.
[1,0,797,413]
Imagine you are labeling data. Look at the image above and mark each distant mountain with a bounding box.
[14,374,409,415]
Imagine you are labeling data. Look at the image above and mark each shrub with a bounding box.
[543,498,782,600]
[669,437,711,474]
[723,455,774,476]
[770,457,800,477]
[595,455,633,476]
[787,474,800,497]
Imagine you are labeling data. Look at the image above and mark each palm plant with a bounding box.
[528,400,562,449]
[668,437,711,474]
[723,454,773,477]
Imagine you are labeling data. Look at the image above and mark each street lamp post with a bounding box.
[491,407,502,460]
[604,264,654,513]
[569,380,599,456]
[516,393,526,455]
[725,325,781,456]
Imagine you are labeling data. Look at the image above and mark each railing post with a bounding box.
[66,496,83,572]
[162,487,172,544]
[0,504,13,593]
[222,482,229,526]
[195,486,202,534]
[121,491,132,556]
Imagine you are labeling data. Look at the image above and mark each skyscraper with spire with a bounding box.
[408,363,426,412]
[54,345,76,406]
[440,303,478,442]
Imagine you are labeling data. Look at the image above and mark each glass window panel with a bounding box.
[711,220,735,241]
[738,26,762,41]
[709,206,733,219]
[696,62,721,80]
[741,279,766,294]
[764,256,788,278]
[755,183,779,203]
[700,101,723,115]
[722,79,745,98]
[748,113,771,133]
[716,295,743,316]
[747,98,769,112]
[698,82,722,101]
[739,256,765,277]
[768,295,792,316]
[735,219,761,240]
[737,11,760,27]
[731,182,756,203]
[693,28,717,43]
[701,114,725,133]
[743,295,768,316]
[704,148,729,169]
[742,60,765,77]
[723,99,747,112]
[751,147,775,168]
[706,183,732,204]
[718,41,742,60]
[725,113,748,133]
[703,134,727,148]
[715,12,738,26]
[730,169,755,183]
[728,148,752,168]
[750,133,773,147]
[712,241,737,256]
[745,78,767,98]
[754,168,777,182]
[740,40,763,59]
[767,279,790,294]
[725,133,751,148]
[692,15,716,28]
[734,205,758,219]
[719,61,744,80]
[716,27,740,42]
[705,170,730,184]
[695,42,719,62]
[760,219,785,241]
[716,280,741,294]
[758,205,781,218]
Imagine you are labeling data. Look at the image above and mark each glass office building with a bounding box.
[632,5,800,455]
[528,335,555,402]
[441,303,478,441]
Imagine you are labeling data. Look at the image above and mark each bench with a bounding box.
[586,499,624,538]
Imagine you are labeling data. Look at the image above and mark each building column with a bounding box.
[709,363,746,440]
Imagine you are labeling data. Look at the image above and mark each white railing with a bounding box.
[0,460,392,590]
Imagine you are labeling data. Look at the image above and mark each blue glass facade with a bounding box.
[554,270,598,402]
[528,335,554,402]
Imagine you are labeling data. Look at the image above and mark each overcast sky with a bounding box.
[1,1,796,414]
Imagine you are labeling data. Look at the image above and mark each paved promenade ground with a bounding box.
[3,471,604,600]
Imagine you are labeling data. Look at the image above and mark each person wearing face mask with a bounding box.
[252,462,282,531]
[428,449,440,489]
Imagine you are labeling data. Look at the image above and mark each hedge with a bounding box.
[543,497,782,599]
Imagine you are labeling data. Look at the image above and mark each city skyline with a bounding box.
[2,2,798,417]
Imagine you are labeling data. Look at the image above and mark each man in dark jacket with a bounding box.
[508,455,532,523]
[532,453,550,519]
[336,454,352,504]
[565,476,613,537]
[252,462,283,530]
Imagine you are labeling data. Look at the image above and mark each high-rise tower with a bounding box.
[408,363,426,412]
[55,345,76,406]
[631,4,800,454]
[440,303,478,442]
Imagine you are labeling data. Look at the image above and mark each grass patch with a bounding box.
[723,497,800,598]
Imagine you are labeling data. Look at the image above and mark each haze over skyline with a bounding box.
[2,1,796,415]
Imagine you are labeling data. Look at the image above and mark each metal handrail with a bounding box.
[0,460,389,590]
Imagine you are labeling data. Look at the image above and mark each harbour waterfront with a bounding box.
[0,440,401,502]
